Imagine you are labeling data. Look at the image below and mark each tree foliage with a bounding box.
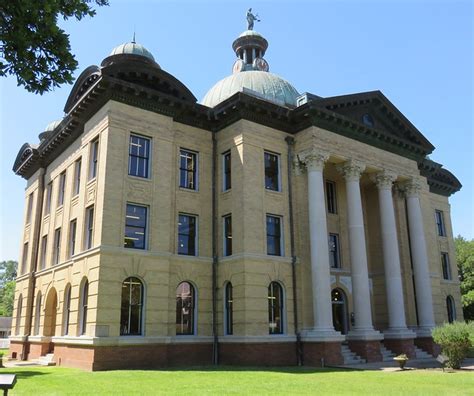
[0,260,17,316]
[0,0,108,94]
[455,235,474,320]
[432,321,473,369]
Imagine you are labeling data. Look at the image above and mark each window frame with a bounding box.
[40,235,48,270]
[446,295,456,323]
[73,158,82,196]
[325,180,337,214]
[120,277,144,336]
[53,228,61,265]
[79,279,89,335]
[178,214,198,256]
[33,292,42,336]
[435,210,446,237]
[57,171,66,207]
[69,219,77,258]
[179,149,199,190]
[264,151,281,192]
[63,285,71,336]
[88,138,99,181]
[128,134,151,179]
[26,192,34,224]
[266,214,283,256]
[222,150,231,191]
[84,206,94,250]
[21,242,29,274]
[268,282,284,335]
[176,281,196,336]
[224,282,233,335]
[329,233,341,269]
[44,181,53,215]
[124,203,148,250]
[223,214,232,257]
[441,252,451,280]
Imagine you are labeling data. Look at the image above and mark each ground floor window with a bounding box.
[446,295,456,323]
[80,280,89,335]
[120,277,144,336]
[176,282,195,335]
[268,282,283,334]
[225,282,233,335]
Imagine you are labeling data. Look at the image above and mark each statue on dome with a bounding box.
[246,8,260,30]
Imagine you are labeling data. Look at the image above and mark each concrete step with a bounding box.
[380,345,396,362]
[341,345,366,365]
[38,353,56,366]
[414,346,433,359]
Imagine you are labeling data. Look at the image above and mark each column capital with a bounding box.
[336,160,366,182]
[401,179,422,198]
[373,171,397,190]
[298,149,329,172]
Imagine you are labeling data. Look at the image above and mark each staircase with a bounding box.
[38,353,56,366]
[341,344,366,365]
[380,344,396,362]
[414,346,433,359]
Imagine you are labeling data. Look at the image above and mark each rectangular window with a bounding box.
[128,134,151,178]
[435,210,446,236]
[178,214,197,256]
[21,242,28,274]
[74,158,82,196]
[53,228,61,265]
[326,180,337,214]
[329,233,341,268]
[124,204,148,249]
[179,149,198,190]
[264,151,280,191]
[441,252,451,280]
[223,215,232,256]
[40,235,48,270]
[223,151,231,191]
[57,171,66,207]
[84,206,94,250]
[69,219,77,257]
[45,182,52,215]
[26,192,34,224]
[266,215,282,256]
[88,138,99,180]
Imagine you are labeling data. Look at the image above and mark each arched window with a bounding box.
[225,282,233,335]
[446,295,456,323]
[80,280,89,335]
[34,292,42,336]
[15,294,23,335]
[63,285,71,335]
[268,282,284,334]
[120,277,144,336]
[176,282,195,335]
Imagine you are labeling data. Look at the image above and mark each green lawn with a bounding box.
[0,366,473,396]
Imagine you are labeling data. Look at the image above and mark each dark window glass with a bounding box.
[446,296,456,323]
[180,150,197,190]
[63,286,71,335]
[224,215,232,256]
[40,235,48,270]
[435,210,446,236]
[264,152,280,191]
[178,214,197,256]
[124,204,147,249]
[74,159,81,195]
[26,192,34,224]
[85,206,94,250]
[268,282,283,334]
[69,220,77,257]
[21,242,28,274]
[176,282,195,335]
[89,139,99,180]
[45,182,52,215]
[329,233,341,268]
[266,215,282,256]
[15,295,22,335]
[441,252,451,280]
[326,180,337,214]
[58,171,66,206]
[53,228,61,264]
[81,280,89,335]
[223,151,231,191]
[120,277,143,336]
[225,282,233,335]
[34,292,42,336]
[129,135,151,178]
[362,113,374,127]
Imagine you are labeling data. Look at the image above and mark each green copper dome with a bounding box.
[109,42,155,61]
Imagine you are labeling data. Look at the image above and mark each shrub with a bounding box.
[432,321,474,369]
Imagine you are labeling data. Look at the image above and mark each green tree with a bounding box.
[455,235,474,320]
[0,260,17,316]
[0,0,108,94]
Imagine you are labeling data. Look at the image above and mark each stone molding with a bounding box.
[336,160,366,182]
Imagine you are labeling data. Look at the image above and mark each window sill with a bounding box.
[265,188,283,195]
[178,187,199,193]
[440,279,460,285]
[128,175,152,182]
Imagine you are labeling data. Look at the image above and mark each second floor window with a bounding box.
[180,149,197,190]
[26,192,34,224]
[178,214,197,256]
[129,135,151,178]
[53,228,61,265]
[326,180,337,214]
[264,152,280,191]
[84,206,94,250]
[74,158,82,196]
[266,215,282,256]
[223,151,231,191]
[44,182,52,215]
[21,242,29,274]
[40,235,48,270]
[223,215,232,256]
[435,210,446,236]
[124,204,147,249]
[88,139,99,180]
[58,171,66,207]
[69,219,77,258]
[329,233,341,268]
[441,252,451,280]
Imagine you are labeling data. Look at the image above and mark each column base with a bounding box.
[383,338,416,358]
[347,329,383,341]
[300,328,346,343]
[415,336,440,357]
[383,328,416,339]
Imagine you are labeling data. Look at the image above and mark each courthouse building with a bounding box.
[10,22,462,370]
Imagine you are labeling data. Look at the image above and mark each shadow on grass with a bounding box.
[0,370,51,379]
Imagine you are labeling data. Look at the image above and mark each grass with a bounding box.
[0,366,473,395]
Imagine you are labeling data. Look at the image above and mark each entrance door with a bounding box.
[331,288,348,334]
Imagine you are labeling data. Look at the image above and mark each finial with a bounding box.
[132,29,136,44]
[246,8,260,30]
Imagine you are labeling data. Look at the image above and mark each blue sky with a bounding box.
[1,0,472,261]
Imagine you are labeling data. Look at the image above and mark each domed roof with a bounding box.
[38,119,62,141]
[238,29,264,38]
[109,42,155,61]
[202,71,300,108]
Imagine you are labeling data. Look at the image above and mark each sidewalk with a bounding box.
[339,357,474,372]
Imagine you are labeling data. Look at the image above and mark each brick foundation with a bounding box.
[302,341,343,366]
[28,342,52,359]
[347,340,382,362]
[415,337,440,357]
[383,338,415,358]
[219,342,297,366]
[8,341,27,360]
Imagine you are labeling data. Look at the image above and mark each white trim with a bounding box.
[263,150,282,192]
[177,213,199,257]
[128,132,152,180]
[266,214,284,257]
[219,335,296,343]
[124,202,149,250]
[222,150,231,192]
[178,148,199,191]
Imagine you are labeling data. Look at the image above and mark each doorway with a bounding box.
[332,288,348,334]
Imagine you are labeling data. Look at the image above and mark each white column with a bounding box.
[404,180,435,335]
[337,161,381,340]
[299,149,343,340]
[374,172,414,338]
